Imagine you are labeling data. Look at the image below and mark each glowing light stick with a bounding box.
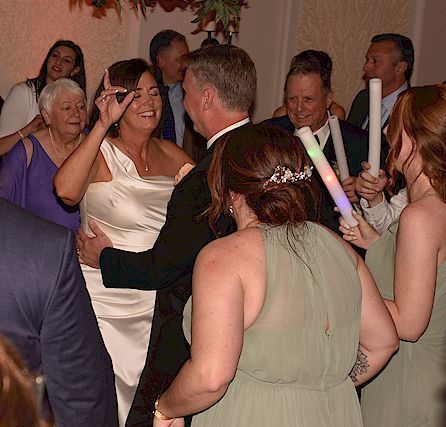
[328,115,350,182]
[368,78,382,178]
[296,126,358,227]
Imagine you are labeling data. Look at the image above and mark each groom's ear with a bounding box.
[201,86,216,111]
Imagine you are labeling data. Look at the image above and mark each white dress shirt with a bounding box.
[207,118,250,149]
[360,187,408,234]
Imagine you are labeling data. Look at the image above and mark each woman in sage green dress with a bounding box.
[340,85,446,427]
[152,124,398,427]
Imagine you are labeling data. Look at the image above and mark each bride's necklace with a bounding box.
[122,142,149,172]
[48,127,82,160]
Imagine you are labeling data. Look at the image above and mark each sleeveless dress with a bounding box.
[362,220,446,427]
[80,139,174,426]
[183,223,363,426]
[0,134,80,231]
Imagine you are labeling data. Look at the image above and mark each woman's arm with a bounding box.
[335,236,398,386]
[361,188,408,234]
[0,115,44,157]
[383,203,439,342]
[155,239,244,419]
[339,210,380,249]
[350,257,398,385]
[53,123,105,205]
[54,70,134,205]
[0,83,44,155]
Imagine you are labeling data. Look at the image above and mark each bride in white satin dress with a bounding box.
[54,59,193,426]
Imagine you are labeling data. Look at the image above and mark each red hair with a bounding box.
[386,84,446,202]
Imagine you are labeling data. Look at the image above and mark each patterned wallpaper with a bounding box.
[0,1,421,120]
[0,0,129,104]
[295,0,412,114]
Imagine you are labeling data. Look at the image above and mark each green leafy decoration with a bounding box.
[191,0,247,33]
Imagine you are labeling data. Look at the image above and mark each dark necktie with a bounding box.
[162,86,176,143]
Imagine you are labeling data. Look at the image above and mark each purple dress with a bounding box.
[0,134,80,231]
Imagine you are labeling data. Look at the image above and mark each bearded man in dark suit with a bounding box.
[76,45,256,426]
[265,53,368,232]
[0,198,118,427]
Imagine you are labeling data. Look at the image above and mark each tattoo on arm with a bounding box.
[349,348,369,382]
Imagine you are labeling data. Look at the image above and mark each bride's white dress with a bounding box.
[80,139,174,426]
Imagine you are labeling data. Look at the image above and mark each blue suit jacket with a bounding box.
[0,198,118,427]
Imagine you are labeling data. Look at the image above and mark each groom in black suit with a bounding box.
[77,45,256,426]
[265,53,369,232]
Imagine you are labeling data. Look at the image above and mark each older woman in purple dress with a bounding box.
[0,78,86,231]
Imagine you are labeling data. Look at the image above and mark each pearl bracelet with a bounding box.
[153,398,173,421]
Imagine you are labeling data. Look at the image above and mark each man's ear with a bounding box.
[396,61,408,75]
[70,66,81,78]
[202,86,215,111]
[157,53,166,69]
[325,90,334,110]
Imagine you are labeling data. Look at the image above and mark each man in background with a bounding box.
[347,33,414,130]
[150,29,206,162]
[149,30,188,145]
[266,51,368,232]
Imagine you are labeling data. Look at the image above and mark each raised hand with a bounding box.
[355,161,388,205]
[95,68,135,130]
[341,176,359,203]
[338,210,380,249]
[23,114,44,136]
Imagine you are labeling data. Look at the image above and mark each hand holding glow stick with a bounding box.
[328,115,350,182]
[368,78,382,178]
[296,126,358,227]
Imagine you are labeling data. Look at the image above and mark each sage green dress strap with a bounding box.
[183,222,363,426]
[362,220,446,427]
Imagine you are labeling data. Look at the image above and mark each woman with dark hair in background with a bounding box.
[54,58,193,425]
[340,85,446,426]
[0,39,86,156]
[152,124,397,427]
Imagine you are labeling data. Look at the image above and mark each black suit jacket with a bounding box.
[100,125,251,426]
[0,198,118,427]
[347,88,369,129]
[348,87,405,162]
[264,115,368,232]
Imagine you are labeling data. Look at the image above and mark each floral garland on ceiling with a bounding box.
[70,0,248,33]
[69,0,194,18]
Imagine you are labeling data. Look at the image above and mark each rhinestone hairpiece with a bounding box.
[263,165,313,188]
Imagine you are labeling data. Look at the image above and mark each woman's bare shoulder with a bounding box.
[198,228,263,264]
[400,196,446,226]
